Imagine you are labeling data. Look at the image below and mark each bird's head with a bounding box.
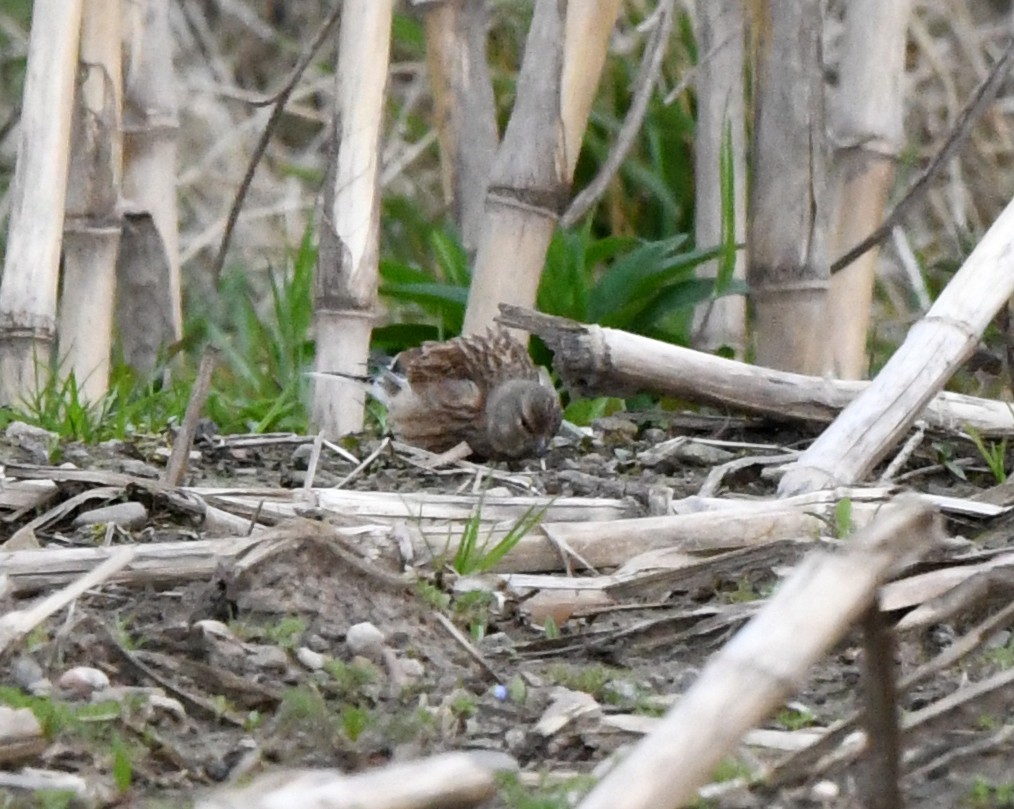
[485,379,563,459]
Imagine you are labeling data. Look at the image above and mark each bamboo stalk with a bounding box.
[311,0,393,438]
[0,0,83,404]
[497,305,1014,437]
[826,0,911,379]
[692,0,747,356]
[747,0,830,374]
[198,751,511,809]
[59,0,123,401]
[422,0,498,253]
[119,0,182,374]
[779,192,1014,495]
[560,0,623,177]
[462,0,621,335]
[576,499,941,809]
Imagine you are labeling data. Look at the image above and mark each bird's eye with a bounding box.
[518,416,533,434]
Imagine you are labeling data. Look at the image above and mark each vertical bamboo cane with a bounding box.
[747,0,830,374]
[462,0,621,335]
[422,0,498,254]
[119,0,182,375]
[59,0,123,401]
[311,0,394,438]
[0,0,83,404]
[692,0,747,357]
[826,0,911,379]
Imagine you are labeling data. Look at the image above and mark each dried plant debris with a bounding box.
[0,404,1012,808]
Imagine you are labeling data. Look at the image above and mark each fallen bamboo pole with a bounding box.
[497,305,1014,437]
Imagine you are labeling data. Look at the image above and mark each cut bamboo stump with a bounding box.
[59,0,123,401]
[119,0,182,373]
[692,0,748,357]
[462,0,620,335]
[747,0,829,375]
[779,193,1014,494]
[825,0,910,379]
[497,305,1014,437]
[577,498,943,809]
[421,0,498,254]
[311,0,393,438]
[0,0,83,404]
[462,0,568,335]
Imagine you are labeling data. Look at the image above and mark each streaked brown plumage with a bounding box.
[383,330,562,460]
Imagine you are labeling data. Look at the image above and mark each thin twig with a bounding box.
[163,348,218,487]
[334,437,392,490]
[209,2,343,287]
[831,39,1014,275]
[858,603,902,809]
[303,431,325,493]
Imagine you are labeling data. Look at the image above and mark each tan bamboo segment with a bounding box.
[559,0,622,177]
[119,0,182,374]
[826,0,911,379]
[780,193,1014,495]
[311,0,394,438]
[462,0,621,335]
[422,0,498,253]
[59,0,123,401]
[692,0,747,357]
[0,0,83,404]
[747,0,830,374]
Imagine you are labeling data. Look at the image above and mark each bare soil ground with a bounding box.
[2,412,1013,808]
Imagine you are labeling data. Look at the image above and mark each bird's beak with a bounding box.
[535,436,549,457]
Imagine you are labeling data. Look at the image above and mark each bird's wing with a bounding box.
[402,330,537,391]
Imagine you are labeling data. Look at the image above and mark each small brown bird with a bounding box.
[381,330,562,460]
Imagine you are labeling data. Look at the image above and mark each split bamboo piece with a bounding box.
[421,0,498,254]
[826,0,911,379]
[0,0,83,405]
[692,0,747,356]
[747,0,830,374]
[779,193,1014,495]
[497,305,1014,437]
[462,0,621,334]
[311,0,393,438]
[119,0,182,373]
[0,546,135,653]
[59,0,123,400]
[576,498,942,809]
[192,487,634,525]
[198,750,515,809]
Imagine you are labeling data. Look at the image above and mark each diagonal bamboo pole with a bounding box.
[780,192,1014,495]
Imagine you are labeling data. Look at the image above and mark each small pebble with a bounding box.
[11,657,44,691]
[247,645,289,671]
[346,622,386,659]
[642,427,667,444]
[397,657,425,683]
[73,502,148,530]
[58,666,110,699]
[5,421,58,446]
[290,443,314,469]
[296,647,326,671]
[119,459,161,479]
[810,780,840,801]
